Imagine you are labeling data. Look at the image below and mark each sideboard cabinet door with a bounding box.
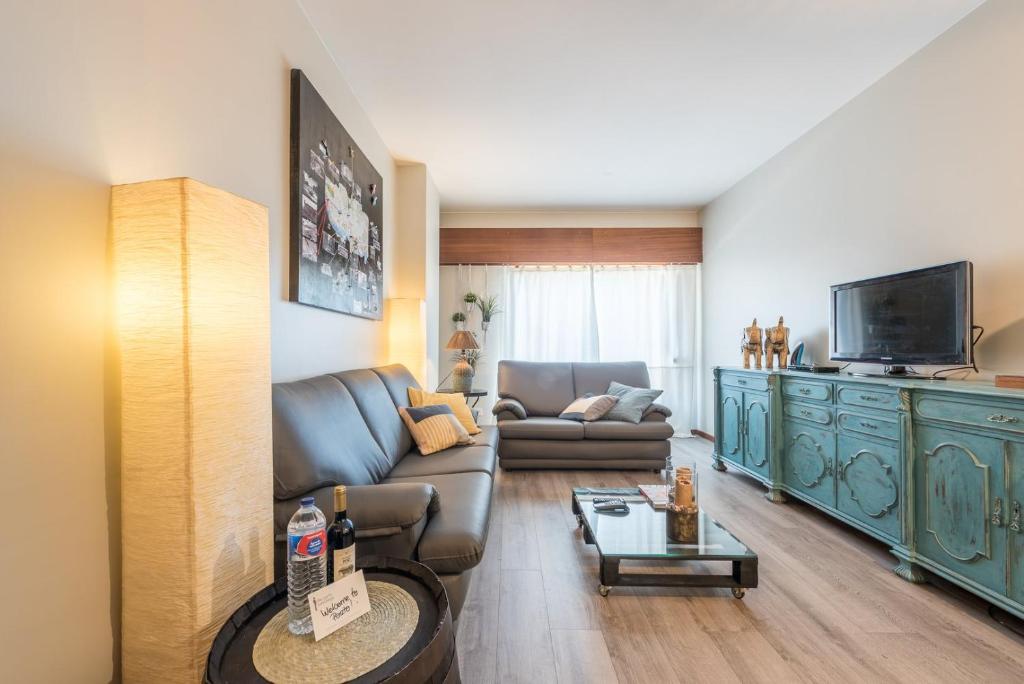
[836,434,901,541]
[744,391,771,478]
[783,420,836,508]
[1010,449,1024,605]
[914,424,1008,595]
[719,386,744,466]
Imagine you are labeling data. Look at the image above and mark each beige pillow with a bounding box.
[408,387,481,435]
[559,394,619,422]
[399,405,474,456]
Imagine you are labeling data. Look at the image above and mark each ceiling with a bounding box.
[300,0,984,210]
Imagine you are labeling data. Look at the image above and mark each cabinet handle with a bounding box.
[825,459,834,477]
[798,388,811,395]
[992,497,1003,527]
[859,394,880,402]
[737,379,748,386]
[987,414,1019,424]
[1011,501,1021,533]
[800,409,813,419]
[860,421,879,430]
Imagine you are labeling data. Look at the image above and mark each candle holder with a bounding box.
[667,463,698,543]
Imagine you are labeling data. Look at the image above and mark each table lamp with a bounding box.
[446,330,479,393]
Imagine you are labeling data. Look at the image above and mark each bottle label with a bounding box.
[333,545,356,581]
[289,529,326,559]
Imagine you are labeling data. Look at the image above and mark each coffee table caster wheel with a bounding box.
[599,585,610,597]
[731,588,745,599]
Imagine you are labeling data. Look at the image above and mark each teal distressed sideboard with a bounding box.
[713,366,1024,620]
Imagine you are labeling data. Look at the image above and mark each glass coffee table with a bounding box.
[571,487,758,598]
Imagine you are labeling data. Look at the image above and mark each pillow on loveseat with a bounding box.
[408,387,481,434]
[399,404,474,455]
[604,381,663,423]
[559,394,618,422]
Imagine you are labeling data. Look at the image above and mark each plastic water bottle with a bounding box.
[287,496,327,635]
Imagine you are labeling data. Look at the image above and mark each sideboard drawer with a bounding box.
[783,379,833,403]
[836,385,901,412]
[837,410,899,442]
[721,374,769,392]
[784,401,834,427]
[915,395,1024,434]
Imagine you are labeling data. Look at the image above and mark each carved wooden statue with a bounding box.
[764,316,791,369]
[741,318,763,369]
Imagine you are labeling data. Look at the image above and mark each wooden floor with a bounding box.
[456,437,1024,683]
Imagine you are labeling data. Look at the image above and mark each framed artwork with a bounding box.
[289,68,384,319]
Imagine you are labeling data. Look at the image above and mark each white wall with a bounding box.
[441,209,700,229]
[700,0,1024,432]
[0,1,402,681]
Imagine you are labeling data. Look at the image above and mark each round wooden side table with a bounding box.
[205,557,458,683]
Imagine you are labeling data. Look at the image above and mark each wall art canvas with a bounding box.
[290,68,384,319]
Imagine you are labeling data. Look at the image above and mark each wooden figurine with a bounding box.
[764,316,791,369]
[741,318,763,369]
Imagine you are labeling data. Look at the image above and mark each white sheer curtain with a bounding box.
[438,263,703,432]
[591,265,702,433]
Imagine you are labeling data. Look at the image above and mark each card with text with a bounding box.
[307,570,371,642]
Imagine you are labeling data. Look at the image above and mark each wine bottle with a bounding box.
[327,485,356,582]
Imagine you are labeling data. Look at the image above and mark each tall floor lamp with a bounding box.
[113,178,273,682]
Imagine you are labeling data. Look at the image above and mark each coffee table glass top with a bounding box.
[572,487,755,560]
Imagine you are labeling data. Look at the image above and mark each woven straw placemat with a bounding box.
[252,581,419,683]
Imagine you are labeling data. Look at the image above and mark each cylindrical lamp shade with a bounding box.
[113,178,273,682]
[387,298,427,387]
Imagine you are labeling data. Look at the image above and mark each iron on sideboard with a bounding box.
[713,366,1024,620]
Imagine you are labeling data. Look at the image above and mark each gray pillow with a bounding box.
[604,381,662,423]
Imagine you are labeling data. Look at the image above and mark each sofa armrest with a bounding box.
[492,397,527,420]
[641,403,672,422]
[347,483,439,539]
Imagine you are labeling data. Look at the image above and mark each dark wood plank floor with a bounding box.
[456,437,1024,683]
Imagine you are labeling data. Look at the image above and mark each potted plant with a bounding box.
[476,295,501,336]
[463,291,478,314]
[451,311,466,330]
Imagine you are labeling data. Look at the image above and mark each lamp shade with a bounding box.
[446,330,479,351]
[387,298,427,386]
[113,178,273,682]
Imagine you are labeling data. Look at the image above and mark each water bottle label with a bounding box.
[289,529,326,558]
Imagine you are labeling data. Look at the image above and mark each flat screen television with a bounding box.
[830,261,973,373]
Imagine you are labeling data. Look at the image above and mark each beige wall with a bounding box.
[700,0,1024,431]
[440,209,700,229]
[0,1,402,681]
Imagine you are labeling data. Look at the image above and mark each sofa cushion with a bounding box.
[498,417,585,440]
[605,381,663,423]
[332,368,411,466]
[372,364,422,408]
[497,361,575,417]
[400,405,474,455]
[583,420,674,441]
[474,425,499,450]
[384,472,493,574]
[559,394,618,422]
[389,444,497,479]
[409,387,481,435]
[272,375,393,498]
[572,361,651,397]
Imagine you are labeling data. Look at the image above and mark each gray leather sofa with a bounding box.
[493,361,673,469]
[272,364,495,619]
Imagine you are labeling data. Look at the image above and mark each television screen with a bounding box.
[830,262,972,366]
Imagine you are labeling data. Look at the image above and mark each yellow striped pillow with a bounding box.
[399,405,474,456]
[408,388,481,435]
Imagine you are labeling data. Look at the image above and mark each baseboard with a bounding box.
[690,429,714,442]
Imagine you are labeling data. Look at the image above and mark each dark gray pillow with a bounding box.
[604,381,662,423]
